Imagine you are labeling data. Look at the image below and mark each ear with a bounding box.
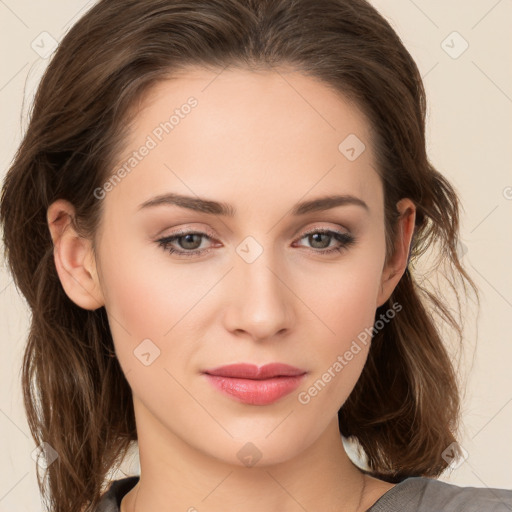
[376,198,416,308]
[47,199,105,310]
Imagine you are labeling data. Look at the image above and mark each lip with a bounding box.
[202,363,307,405]
[203,363,306,379]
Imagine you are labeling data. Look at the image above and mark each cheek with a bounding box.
[304,253,383,345]
[96,231,206,369]
[295,251,383,405]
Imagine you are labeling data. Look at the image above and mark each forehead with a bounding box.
[103,66,381,219]
[136,66,374,149]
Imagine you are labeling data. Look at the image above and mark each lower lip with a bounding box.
[203,373,306,405]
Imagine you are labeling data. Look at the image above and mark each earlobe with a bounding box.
[376,198,416,308]
[47,199,105,310]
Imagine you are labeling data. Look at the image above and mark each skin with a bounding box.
[47,67,416,512]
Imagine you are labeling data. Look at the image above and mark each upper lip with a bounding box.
[203,363,306,380]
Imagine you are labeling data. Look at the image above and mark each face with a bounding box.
[50,66,415,467]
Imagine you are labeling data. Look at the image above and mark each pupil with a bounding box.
[311,233,329,248]
[182,234,200,249]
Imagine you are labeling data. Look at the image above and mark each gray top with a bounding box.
[96,475,512,512]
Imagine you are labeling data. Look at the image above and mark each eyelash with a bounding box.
[156,228,356,258]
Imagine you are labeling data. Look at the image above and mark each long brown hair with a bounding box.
[0,0,478,510]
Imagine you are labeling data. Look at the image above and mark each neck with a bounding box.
[121,398,375,512]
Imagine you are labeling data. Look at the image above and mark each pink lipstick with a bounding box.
[203,363,307,405]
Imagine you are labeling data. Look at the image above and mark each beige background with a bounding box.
[1,0,511,510]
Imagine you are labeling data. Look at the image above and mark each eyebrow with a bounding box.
[137,192,369,216]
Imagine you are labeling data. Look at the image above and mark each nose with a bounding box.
[221,247,295,342]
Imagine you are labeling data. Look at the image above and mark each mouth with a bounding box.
[203,362,307,379]
[202,363,307,405]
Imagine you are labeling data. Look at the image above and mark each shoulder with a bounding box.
[95,476,139,512]
[368,476,512,512]
[418,477,512,511]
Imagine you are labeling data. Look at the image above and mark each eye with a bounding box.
[157,230,215,258]
[156,228,356,258]
[294,228,356,255]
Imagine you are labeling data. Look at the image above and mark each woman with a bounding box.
[1,1,511,511]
